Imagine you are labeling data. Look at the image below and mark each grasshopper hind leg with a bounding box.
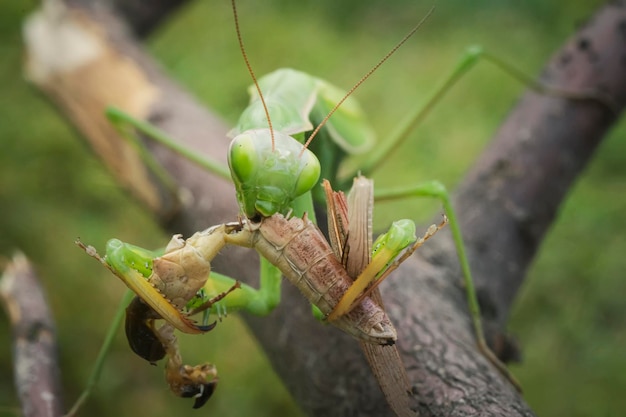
[375,180,522,392]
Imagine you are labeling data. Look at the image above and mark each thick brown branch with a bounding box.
[23,1,625,416]
[454,2,626,328]
[0,253,64,417]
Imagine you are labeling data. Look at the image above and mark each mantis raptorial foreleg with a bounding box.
[72,226,280,413]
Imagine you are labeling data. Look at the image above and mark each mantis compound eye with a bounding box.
[228,129,320,218]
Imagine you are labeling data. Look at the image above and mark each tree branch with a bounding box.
[456,6,625,325]
[0,253,64,417]
[22,0,625,416]
[105,0,189,38]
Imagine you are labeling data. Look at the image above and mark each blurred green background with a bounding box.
[1,0,624,416]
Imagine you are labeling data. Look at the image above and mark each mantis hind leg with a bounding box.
[104,107,232,209]
[375,180,522,392]
[345,45,616,185]
[106,107,231,180]
[64,290,136,417]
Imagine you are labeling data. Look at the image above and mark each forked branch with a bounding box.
[22,0,625,416]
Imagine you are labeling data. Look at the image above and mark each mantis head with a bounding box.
[228,128,320,219]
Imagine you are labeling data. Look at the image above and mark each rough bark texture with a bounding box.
[456,11,626,326]
[22,0,626,416]
[0,253,64,417]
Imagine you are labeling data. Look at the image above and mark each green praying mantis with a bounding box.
[68,1,618,415]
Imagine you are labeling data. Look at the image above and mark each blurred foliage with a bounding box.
[0,0,624,416]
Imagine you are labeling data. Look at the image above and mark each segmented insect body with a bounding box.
[77,232,240,409]
[148,229,226,310]
[225,213,397,345]
[103,225,233,335]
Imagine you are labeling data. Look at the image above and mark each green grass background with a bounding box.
[1,1,624,416]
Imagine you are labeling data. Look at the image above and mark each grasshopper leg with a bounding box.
[374,180,522,392]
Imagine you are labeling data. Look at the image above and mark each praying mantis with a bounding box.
[75,4,464,413]
[67,1,618,416]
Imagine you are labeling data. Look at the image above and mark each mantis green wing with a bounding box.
[231,68,375,152]
[231,68,375,192]
[230,68,317,139]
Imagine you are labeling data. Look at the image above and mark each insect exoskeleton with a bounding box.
[224,214,398,345]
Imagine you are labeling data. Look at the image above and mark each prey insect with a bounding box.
[76,232,242,409]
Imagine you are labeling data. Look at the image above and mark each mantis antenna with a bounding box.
[231,0,276,151]
[301,6,435,156]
